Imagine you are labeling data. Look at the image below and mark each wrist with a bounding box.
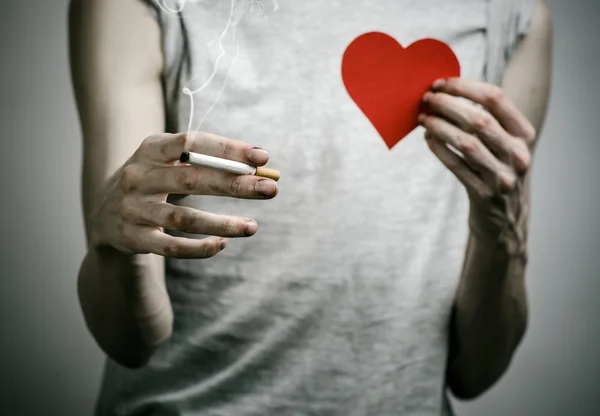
[469,201,527,257]
[468,214,528,261]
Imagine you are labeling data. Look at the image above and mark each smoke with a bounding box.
[155,0,279,133]
[157,0,208,14]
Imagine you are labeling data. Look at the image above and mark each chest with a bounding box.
[179,1,487,189]
[184,1,488,100]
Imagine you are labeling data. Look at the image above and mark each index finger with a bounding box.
[142,132,270,166]
[430,78,536,142]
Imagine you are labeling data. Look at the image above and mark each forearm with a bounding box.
[69,0,170,367]
[446,0,552,398]
[446,99,534,398]
[447,215,528,399]
[78,246,170,368]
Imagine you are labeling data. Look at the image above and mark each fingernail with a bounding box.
[431,79,446,89]
[220,239,229,250]
[248,147,269,163]
[244,219,258,236]
[422,92,433,102]
[255,179,276,196]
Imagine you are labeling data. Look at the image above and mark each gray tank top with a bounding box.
[96,1,534,415]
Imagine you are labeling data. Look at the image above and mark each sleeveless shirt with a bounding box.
[96,1,535,415]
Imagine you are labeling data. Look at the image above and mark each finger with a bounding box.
[420,114,517,192]
[422,92,531,173]
[425,135,494,200]
[142,229,228,259]
[138,202,258,237]
[137,165,279,198]
[431,78,537,144]
[140,132,270,166]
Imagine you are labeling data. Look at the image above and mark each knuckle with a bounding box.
[207,179,221,195]
[166,210,192,231]
[176,131,195,150]
[120,164,142,192]
[445,78,459,91]
[163,243,182,258]
[163,238,222,259]
[228,176,245,195]
[119,196,137,220]
[120,224,137,248]
[174,132,188,147]
[471,114,494,133]
[178,170,199,192]
[457,136,478,157]
[477,185,494,200]
[139,135,159,154]
[484,86,505,107]
[221,141,237,159]
[183,131,210,151]
[193,131,210,141]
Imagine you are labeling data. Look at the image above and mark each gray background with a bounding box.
[0,0,598,415]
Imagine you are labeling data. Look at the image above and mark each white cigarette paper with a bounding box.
[180,151,280,181]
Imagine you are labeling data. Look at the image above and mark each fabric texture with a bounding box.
[96,1,536,415]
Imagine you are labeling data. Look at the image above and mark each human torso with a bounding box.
[97,2,493,415]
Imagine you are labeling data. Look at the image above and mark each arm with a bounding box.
[70,0,278,370]
[445,0,552,399]
[69,0,171,367]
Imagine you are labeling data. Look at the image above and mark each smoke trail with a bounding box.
[156,0,279,133]
[157,0,207,14]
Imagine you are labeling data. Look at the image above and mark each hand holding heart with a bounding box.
[341,32,536,241]
[420,77,536,238]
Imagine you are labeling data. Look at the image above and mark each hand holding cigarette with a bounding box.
[89,132,279,259]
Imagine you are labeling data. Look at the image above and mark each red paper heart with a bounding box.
[342,32,461,149]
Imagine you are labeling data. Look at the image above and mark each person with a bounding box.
[68,0,552,414]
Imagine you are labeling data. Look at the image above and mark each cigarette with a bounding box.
[180,151,280,181]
